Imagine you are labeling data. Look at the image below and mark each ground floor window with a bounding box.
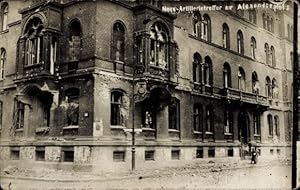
[169,99,180,130]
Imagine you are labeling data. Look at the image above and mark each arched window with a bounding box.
[69,19,82,61]
[1,2,8,31]
[274,115,279,136]
[267,114,273,136]
[193,53,202,83]
[250,37,256,59]
[111,90,124,126]
[65,88,80,126]
[265,77,272,98]
[112,22,125,62]
[272,78,278,99]
[223,62,231,88]
[222,23,230,49]
[253,113,260,135]
[149,22,168,69]
[206,105,214,133]
[24,17,44,65]
[270,17,274,32]
[237,30,244,55]
[270,46,275,67]
[224,111,233,134]
[238,67,246,91]
[201,14,211,41]
[0,48,5,80]
[169,98,180,130]
[204,56,212,86]
[264,43,269,65]
[267,15,271,31]
[252,71,259,94]
[193,12,201,37]
[193,104,203,132]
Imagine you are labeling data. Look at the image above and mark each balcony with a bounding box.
[222,88,269,108]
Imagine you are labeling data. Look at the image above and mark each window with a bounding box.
[249,10,257,24]
[287,24,293,40]
[238,67,246,91]
[112,22,125,62]
[150,22,168,69]
[222,23,230,49]
[263,13,274,32]
[250,37,256,59]
[206,106,214,133]
[228,147,234,157]
[171,149,180,160]
[69,20,81,61]
[1,3,8,31]
[223,63,231,88]
[24,17,44,66]
[193,12,201,37]
[169,98,180,130]
[111,91,124,126]
[201,14,211,41]
[65,88,80,126]
[0,48,5,79]
[62,147,74,162]
[193,104,202,132]
[43,104,50,127]
[224,111,233,134]
[264,43,269,65]
[193,53,202,83]
[142,105,154,129]
[113,151,125,162]
[272,78,278,99]
[196,147,203,158]
[237,30,244,55]
[50,37,57,75]
[145,150,155,161]
[237,8,244,17]
[203,56,212,86]
[263,13,267,29]
[265,77,272,98]
[267,15,270,31]
[253,113,260,135]
[252,72,259,94]
[267,114,273,136]
[270,17,274,32]
[274,115,279,136]
[13,99,25,129]
[35,146,45,161]
[270,46,275,67]
[10,147,20,160]
[208,147,215,158]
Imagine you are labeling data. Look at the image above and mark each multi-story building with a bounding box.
[0,0,294,171]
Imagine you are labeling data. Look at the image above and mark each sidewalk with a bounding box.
[0,158,291,183]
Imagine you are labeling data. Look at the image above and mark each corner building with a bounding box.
[0,0,293,171]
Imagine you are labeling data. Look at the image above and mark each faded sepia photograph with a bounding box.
[0,0,297,189]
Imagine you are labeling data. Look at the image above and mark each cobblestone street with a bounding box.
[0,159,291,190]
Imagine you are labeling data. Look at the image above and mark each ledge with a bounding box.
[0,29,9,34]
[63,125,79,130]
[168,129,180,133]
[35,127,50,133]
[224,133,233,136]
[142,127,155,132]
[205,131,214,135]
[15,128,24,132]
[193,131,202,135]
[110,125,125,130]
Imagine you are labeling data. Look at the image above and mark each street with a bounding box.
[0,161,291,190]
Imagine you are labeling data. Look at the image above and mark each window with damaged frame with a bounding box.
[142,103,155,129]
[224,111,233,134]
[62,147,74,162]
[196,147,203,159]
[205,106,214,133]
[0,48,5,80]
[1,2,8,31]
[112,22,125,62]
[168,98,180,130]
[10,147,20,160]
[65,88,80,126]
[13,99,25,130]
[35,146,45,161]
[69,19,82,62]
[193,104,203,133]
[111,91,124,126]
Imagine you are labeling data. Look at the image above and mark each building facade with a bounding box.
[0,0,294,171]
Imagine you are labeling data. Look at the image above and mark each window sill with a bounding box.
[193,131,202,134]
[149,64,169,71]
[36,127,50,133]
[114,60,124,64]
[224,133,233,136]
[24,62,44,69]
[268,135,274,138]
[63,125,79,130]
[110,125,125,130]
[142,127,155,132]
[15,128,24,132]
[254,134,261,137]
[168,129,180,133]
[205,131,214,135]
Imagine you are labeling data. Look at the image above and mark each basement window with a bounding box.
[171,149,180,160]
[113,151,125,162]
[196,148,203,159]
[62,147,74,162]
[145,150,155,161]
[10,147,20,160]
[228,147,234,157]
[277,149,281,155]
[270,149,274,155]
[35,146,45,161]
[208,147,215,158]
